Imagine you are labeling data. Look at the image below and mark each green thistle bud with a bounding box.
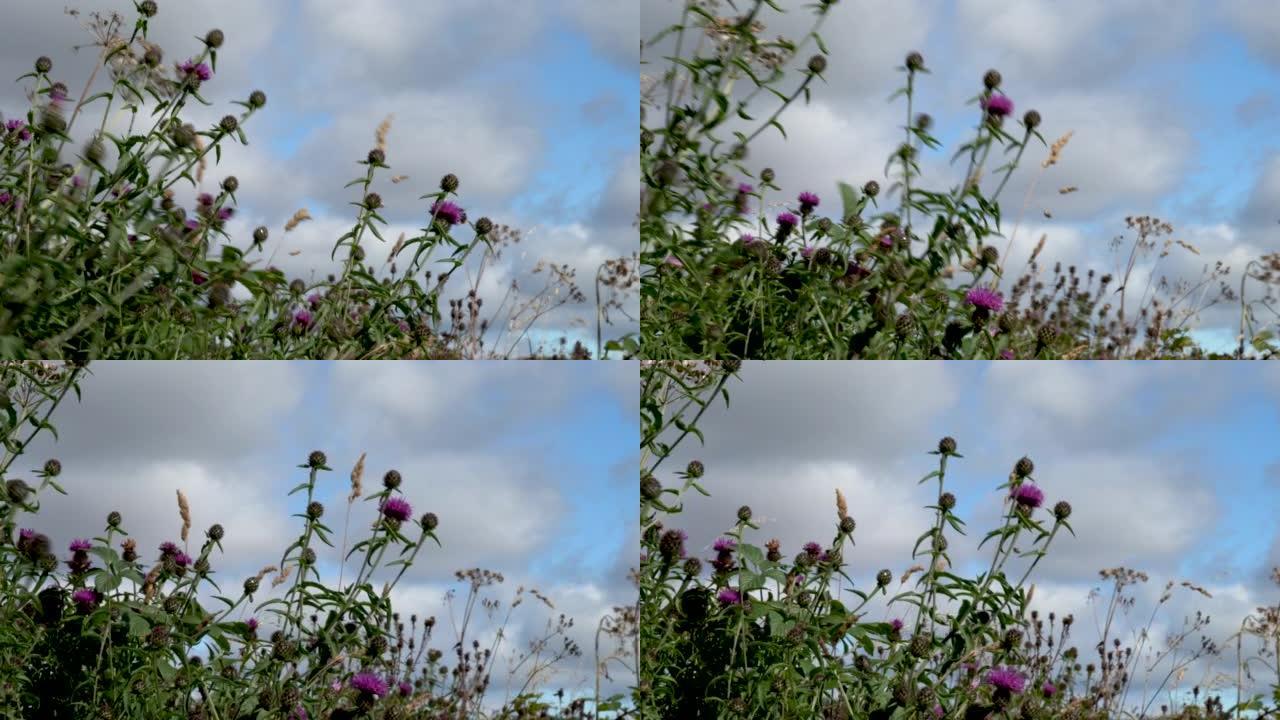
[440,173,459,192]
[656,161,678,186]
[909,633,931,658]
[248,90,266,108]
[243,577,259,595]
[420,512,438,531]
[35,56,52,74]
[474,217,493,235]
[807,54,827,74]
[683,557,702,576]
[306,501,324,520]
[139,1,158,17]
[915,113,932,131]
[863,180,880,198]
[1024,110,1041,129]
[640,128,654,149]
[905,52,925,72]
[839,516,856,535]
[107,511,122,528]
[1015,456,1034,478]
[207,523,224,541]
[364,192,382,210]
[641,474,662,501]
[760,167,776,184]
[983,69,1003,89]
[219,115,238,133]
[981,245,999,266]
[382,469,401,489]
[939,492,956,510]
[737,505,752,522]
[300,547,316,565]
[938,437,957,455]
[204,29,224,48]
[85,135,105,164]
[222,176,239,193]
[5,479,31,504]
[367,148,385,165]
[876,569,892,587]
[686,460,704,478]
[1037,324,1058,346]
[253,226,268,245]
[1054,500,1072,521]
[307,450,327,468]
[41,105,66,134]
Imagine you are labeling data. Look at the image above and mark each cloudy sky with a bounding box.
[0,0,638,352]
[642,0,1280,351]
[16,361,637,704]
[659,361,1280,707]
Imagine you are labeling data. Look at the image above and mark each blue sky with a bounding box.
[19,360,638,699]
[660,360,1280,706]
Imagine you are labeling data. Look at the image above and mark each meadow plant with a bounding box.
[637,361,1278,718]
[639,1,1242,359]
[0,362,625,718]
[0,4,635,360]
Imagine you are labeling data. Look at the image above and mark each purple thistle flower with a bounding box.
[293,309,314,331]
[307,292,322,308]
[890,618,904,632]
[291,706,308,720]
[398,681,413,697]
[663,255,684,269]
[880,233,895,249]
[69,539,91,552]
[999,349,1015,360]
[712,538,737,553]
[803,541,822,558]
[965,287,1004,312]
[246,617,259,632]
[19,528,34,542]
[1011,482,1044,510]
[159,541,179,556]
[5,119,24,133]
[798,191,820,214]
[932,705,944,719]
[982,94,1014,118]
[430,200,465,226]
[986,667,1026,694]
[739,234,759,248]
[1042,681,1055,697]
[71,588,100,612]
[0,192,11,206]
[49,87,68,103]
[776,212,799,228]
[197,193,214,207]
[217,207,234,221]
[191,271,207,285]
[185,218,200,231]
[71,175,84,189]
[397,319,410,333]
[737,183,754,194]
[800,245,816,260]
[179,60,213,82]
[717,588,742,605]
[173,552,192,568]
[381,497,413,522]
[350,672,388,697]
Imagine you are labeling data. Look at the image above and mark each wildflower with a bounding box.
[439,173,459,192]
[420,512,438,531]
[876,569,892,587]
[798,191,820,215]
[174,552,193,568]
[71,588,100,612]
[71,175,84,189]
[291,705,307,720]
[863,180,880,198]
[965,287,1004,312]
[807,55,827,74]
[658,529,687,563]
[986,667,1026,694]
[713,538,737,553]
[0,192,11,207]
[1000,349,1015,360]
[185,218,201,231]
[982,94,1014,118]
[398,681,413,697]
[717,588,742,605]
[6,119,30,142]
[802,541,822,559]
[35,56,52,74]
[1024,110,1042,129]
[662,255,684,269]
[350,672,388,697]
[1015,457,1034,477]
[249,90,267,108]
[686,460,704,478]
[1042,681,1056,697]
[217,207,234,221]
[800,245,816,260]
[246,617,259,633]
[1011,483,1044,511]
[983,69,1003,89]
[776,212,798,230]
[381,497,413,522]
[159,541,179,557]
[1053,500,1072,521]
[179,59,213,82]
[69,539,91,552]
[204,29,224,48]
[191,270,207,285]
[292,309,313,332]
[429,200,465,226]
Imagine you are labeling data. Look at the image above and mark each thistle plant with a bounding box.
[0,361,619,718]
[640,1,1240,360]
[0,4,635,360]
[637,361,1277,719]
